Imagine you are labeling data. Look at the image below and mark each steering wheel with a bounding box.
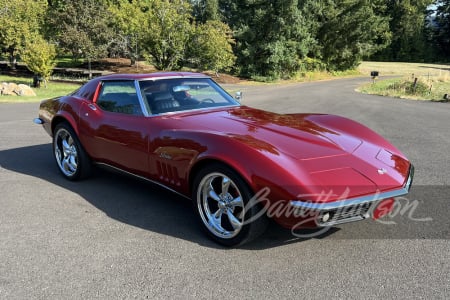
[199,98,215,104]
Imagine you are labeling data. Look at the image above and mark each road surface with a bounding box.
[1,77,449,299]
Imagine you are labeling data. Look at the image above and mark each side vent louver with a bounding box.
[157,161,180,186]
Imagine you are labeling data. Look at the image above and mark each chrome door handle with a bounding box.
[85,104,97,117]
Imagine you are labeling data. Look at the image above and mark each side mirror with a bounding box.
[235,91,242,101]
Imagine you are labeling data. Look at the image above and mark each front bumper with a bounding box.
[33,118,44,125]
[289,164,414,227]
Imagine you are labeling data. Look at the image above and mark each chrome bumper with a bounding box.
[290,164,414,226]
[33,118,44,125]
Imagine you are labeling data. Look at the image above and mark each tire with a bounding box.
[192,163,268,247]
[53,122,91,181]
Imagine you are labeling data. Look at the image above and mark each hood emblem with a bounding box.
[378,168,388,175]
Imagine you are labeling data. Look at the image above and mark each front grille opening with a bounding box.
[317,202,372,226]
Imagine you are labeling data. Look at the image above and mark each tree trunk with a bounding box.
[8,49,16,70]
[88,58,92,79]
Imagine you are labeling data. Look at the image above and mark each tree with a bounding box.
[371,0,434,61]
[191,0,220,22]
[46,0,115,76]
[20,35,57,82]
[0,0,47,69]
[189,20,236,75]
[109,0,150,66]
[142,0,194,70]
[219,0,314,79]
[311,0,391,71]
[433,0,450,60]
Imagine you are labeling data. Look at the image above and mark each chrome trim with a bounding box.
[320,216,368,227]
[94,162,190,200]
[290,164,414,211]
[405,164,414,190]
[134,80,151,117]
[33,118,44,125]
[147,104,240,117]
[138,75,210,82]
[316,201,373,226]
[136,76,239,117]
[100,75,210,82]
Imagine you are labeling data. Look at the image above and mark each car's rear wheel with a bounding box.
[53,122,91,180]
[193,163,268,247]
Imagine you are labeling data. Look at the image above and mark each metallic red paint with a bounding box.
[35,72,413,231]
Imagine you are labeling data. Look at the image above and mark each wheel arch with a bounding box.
[51,114,78,136]
[188,157,254,197]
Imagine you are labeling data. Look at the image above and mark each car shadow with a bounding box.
[0,143,340,250]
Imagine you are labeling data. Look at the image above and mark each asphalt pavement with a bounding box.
[1,77,449,299]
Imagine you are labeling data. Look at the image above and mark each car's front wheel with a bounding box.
[53,122,91,180]
[193,164,268,247]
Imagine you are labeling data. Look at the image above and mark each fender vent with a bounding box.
[157,161,180,186]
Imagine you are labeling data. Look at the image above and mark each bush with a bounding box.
[188,20,236,75]
[387,79,431,96]
[20,35,57,81]
[298,57,326,74]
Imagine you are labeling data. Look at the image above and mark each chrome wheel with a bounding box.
[54,127,79,177]
[197,172,245,239]
[52,123,91,181]
[193,163,268,246]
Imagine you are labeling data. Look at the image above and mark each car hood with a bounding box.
[177,106,361,160]
[175,106,411,195]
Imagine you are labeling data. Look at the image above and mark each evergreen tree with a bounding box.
[191,0,220,22]
[433,0,450,60]
[219,0,314,79]
[311,0,391,71]
[371,0,434,62]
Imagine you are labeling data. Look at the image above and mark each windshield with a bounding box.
[138,78,239,115]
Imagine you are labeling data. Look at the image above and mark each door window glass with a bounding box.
[97,81,143,115]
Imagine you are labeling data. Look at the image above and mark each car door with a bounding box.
[78,80,150,175]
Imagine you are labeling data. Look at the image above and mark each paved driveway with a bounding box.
[1,77,449,299]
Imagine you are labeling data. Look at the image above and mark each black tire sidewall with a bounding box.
[53,122,90,181]
[192,163,267,247]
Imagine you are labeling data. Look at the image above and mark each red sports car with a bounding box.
[34,72,414,246]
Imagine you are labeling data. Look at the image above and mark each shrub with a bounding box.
[387,79,431,96]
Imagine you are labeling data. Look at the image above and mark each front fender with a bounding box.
[161,130,313,201]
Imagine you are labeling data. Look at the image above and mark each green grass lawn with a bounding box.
[54,56,84,68]
[357,77,450,101]
[0,75,81,103]
[358,61,450,77]
[357,62,450,101]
